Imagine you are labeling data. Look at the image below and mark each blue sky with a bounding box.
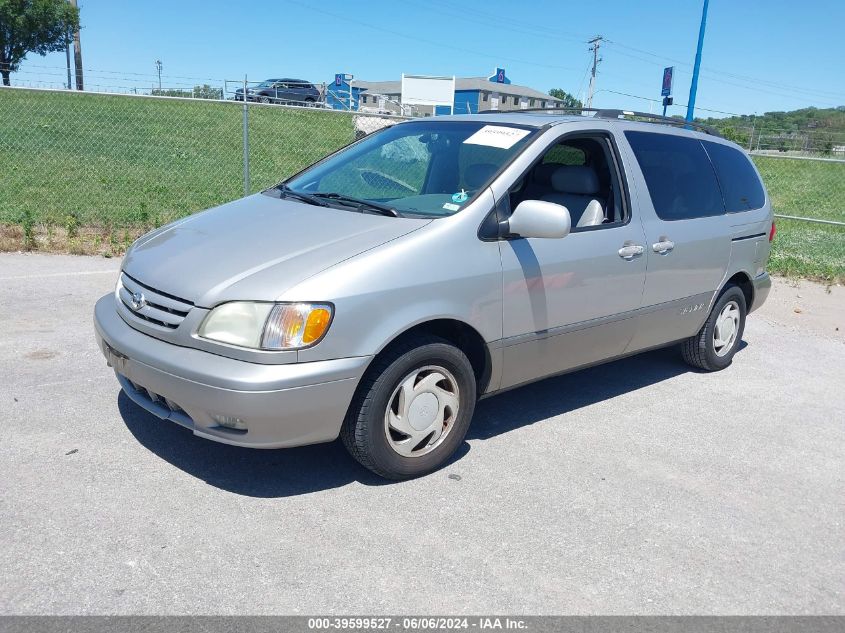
[12,0,845,117]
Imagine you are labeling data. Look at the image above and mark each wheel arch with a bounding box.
[721,270,754,310]
[370,318,493,395]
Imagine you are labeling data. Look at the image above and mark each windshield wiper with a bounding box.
[312,192,400,217]
[276,184,330,207]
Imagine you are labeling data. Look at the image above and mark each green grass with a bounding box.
[1,89,843,281]
[752,156,845,283]
[0,89,353,229]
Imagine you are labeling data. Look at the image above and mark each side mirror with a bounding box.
[506,200,571,239]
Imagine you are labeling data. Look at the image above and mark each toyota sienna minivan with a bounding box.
[95,110,774,479]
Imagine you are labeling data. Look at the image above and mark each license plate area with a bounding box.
[103,339,129,372]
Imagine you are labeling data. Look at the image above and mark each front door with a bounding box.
[499,132,648,389]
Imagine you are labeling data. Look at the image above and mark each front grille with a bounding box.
[118,272,194,329]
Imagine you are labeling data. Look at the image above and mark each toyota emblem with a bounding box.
[130,291,146,311]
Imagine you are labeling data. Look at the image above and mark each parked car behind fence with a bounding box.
[234,78,320,105]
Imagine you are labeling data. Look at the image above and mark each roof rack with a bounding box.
[475,107,722,137]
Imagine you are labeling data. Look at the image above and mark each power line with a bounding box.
[604,40,845,102]
[414,0,589,44]
[413,0,845,103]
[410,0,845,103]
[286,0,581,72]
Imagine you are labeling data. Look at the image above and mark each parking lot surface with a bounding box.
[1,253,843,615]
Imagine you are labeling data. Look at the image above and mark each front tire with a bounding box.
[341,335,476,480]
[681,285,747,371]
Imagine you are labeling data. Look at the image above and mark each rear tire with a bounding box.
[341,335,476,480]
[681,285,747,371]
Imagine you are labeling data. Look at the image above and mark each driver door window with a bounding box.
[511,135,627,230]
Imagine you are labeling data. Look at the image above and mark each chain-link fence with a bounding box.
[750,153,845,224]
[0,87,405,254]
[1,86,843,280]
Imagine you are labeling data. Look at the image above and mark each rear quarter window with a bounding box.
[703,141,766,212]
[542,144,586,166]
[625,131,725,221]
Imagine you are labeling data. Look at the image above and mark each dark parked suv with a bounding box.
[235,78,320,105]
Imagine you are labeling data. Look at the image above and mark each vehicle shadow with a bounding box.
[118,391,394,497]
[118,342,744,497]
[469,345,707,440]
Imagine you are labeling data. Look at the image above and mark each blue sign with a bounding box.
[335,73,343,87]
[661,66,674,97]
[488,68,510,84]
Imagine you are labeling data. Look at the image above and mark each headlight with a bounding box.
[198,302,333,350]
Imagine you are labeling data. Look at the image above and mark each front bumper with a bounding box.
[94,294,371,448]
[750,271,772,313]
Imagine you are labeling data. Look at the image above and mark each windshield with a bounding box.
[257,80,275,88]
[284,120,538,217]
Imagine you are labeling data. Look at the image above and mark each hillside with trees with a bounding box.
[697,106,845,154]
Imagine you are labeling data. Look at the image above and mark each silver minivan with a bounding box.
[94,111,774,479]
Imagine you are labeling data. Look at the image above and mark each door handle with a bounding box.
[618,243,645,260]
[652,238,675,254]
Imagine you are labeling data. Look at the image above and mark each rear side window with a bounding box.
[542,144,586,166]
[625,131,724,220]
[703,141,765,212]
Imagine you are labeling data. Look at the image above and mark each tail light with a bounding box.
[769,221,776,242]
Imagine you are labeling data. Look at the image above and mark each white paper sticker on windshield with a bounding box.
[463,125,530,149]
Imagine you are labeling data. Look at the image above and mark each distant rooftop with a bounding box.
[353,77,561,102]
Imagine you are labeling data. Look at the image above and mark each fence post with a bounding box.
[242,75,250,196]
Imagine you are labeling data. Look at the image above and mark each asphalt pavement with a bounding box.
[1,253,842,615]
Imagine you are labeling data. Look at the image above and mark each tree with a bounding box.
[548,88,582,109]
[719,125,749,148]
[192,84,222,100]
[819,133,834,156]
[0,0,80,86]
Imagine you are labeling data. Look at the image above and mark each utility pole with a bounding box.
[64,28,72,90]
[69,0,83,90]
[586,35,603,109]
[748,116,756,152]
[155,60,163,91]
[685,0,709,122]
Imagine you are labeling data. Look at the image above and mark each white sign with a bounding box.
[401,74,455,112]
[464,125,530,149]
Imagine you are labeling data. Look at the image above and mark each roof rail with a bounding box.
[474,106,723,137]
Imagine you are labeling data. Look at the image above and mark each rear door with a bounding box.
[287,80,307,103]
[619,129,730,352]
[275,80,293,102]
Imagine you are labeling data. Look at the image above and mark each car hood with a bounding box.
[122,193,430,307]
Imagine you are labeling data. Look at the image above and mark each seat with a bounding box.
[540,165,606,227]
[521,163,559,200]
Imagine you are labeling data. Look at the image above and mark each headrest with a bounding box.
[465,163,497,189]
[550,165,600,195]
[533,163,559,185]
